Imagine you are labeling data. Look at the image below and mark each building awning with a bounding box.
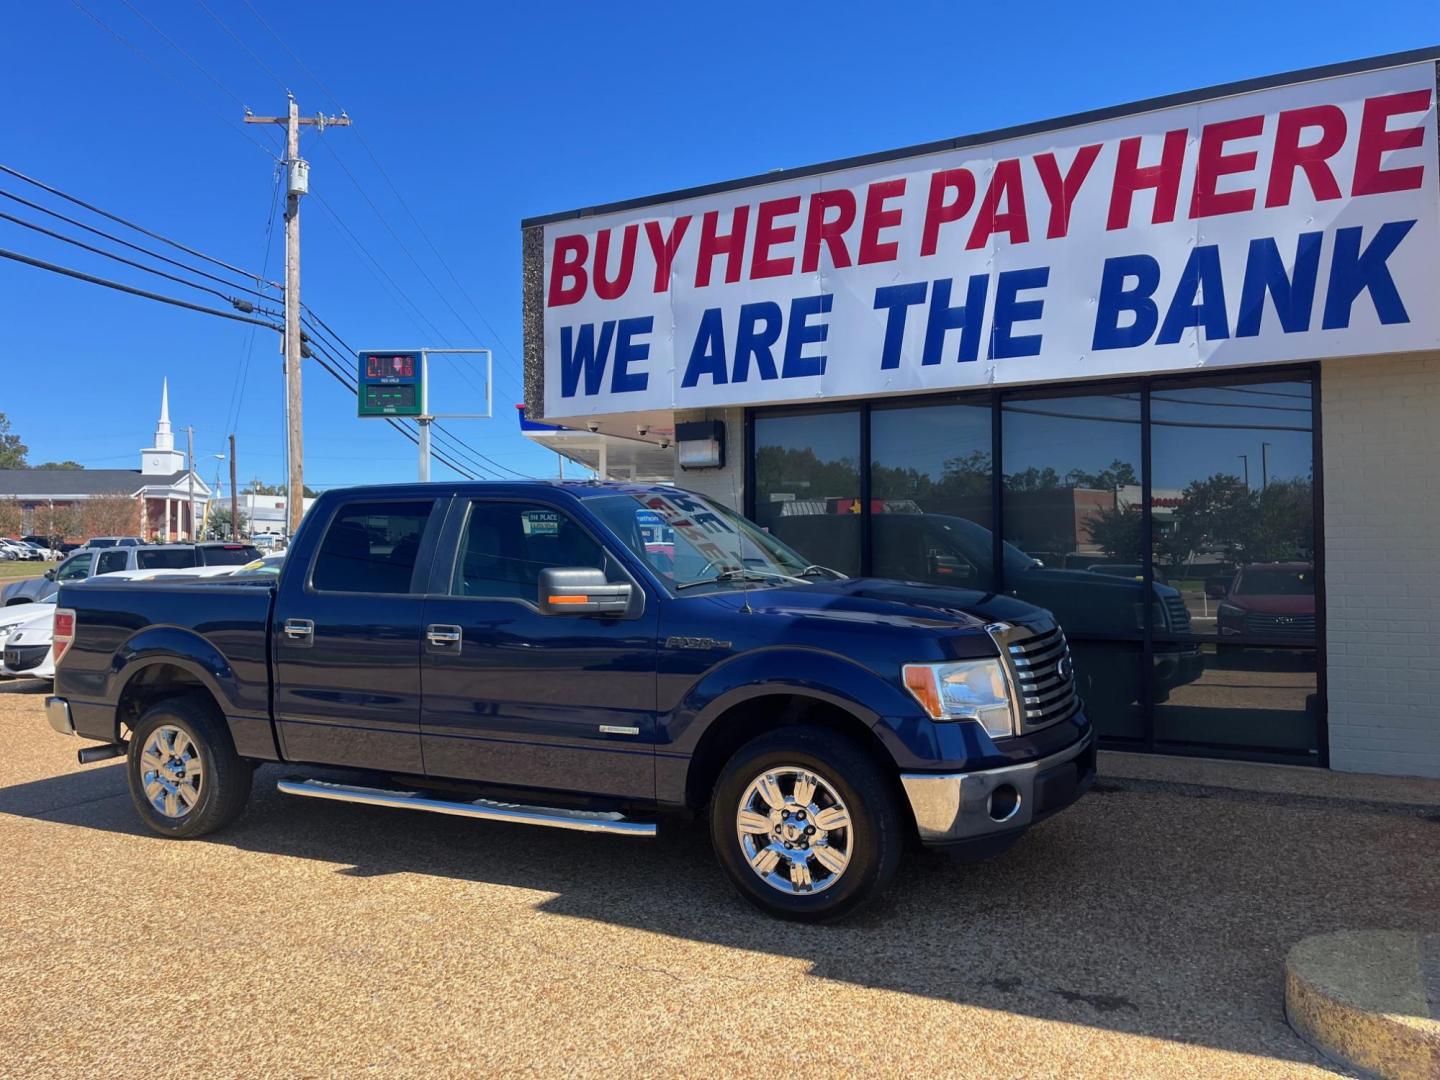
[517,406,675,482]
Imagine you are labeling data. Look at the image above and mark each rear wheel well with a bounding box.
[116,664,220,743]
[684,694,910,827]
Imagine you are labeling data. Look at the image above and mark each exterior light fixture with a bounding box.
[675,420,725,470]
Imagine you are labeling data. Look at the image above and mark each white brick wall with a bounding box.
[670,408,746,510]
[1323,352,1440,778]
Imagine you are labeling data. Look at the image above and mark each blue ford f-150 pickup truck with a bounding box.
[46,482,1094,921]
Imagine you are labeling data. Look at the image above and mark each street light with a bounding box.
[1261,442,1272,491]
[1238,453,1250,490]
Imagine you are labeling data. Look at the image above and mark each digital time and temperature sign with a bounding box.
[357,351,424,417]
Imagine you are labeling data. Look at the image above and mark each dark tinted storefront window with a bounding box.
[1150,380,1315,644]
[746,369,1322,765]
[753,409,861,576]
[870,402,992,587]
[1153,644,1319,758]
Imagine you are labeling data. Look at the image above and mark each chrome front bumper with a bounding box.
[45,696,75,737]
[900,731,1095,843]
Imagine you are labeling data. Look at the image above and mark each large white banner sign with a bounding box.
[542,62,1439,419]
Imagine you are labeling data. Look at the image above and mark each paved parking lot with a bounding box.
[1,682,1435,1078]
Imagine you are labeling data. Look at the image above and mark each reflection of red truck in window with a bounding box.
[1215,563,1316,641]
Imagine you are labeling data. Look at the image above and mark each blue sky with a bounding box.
[0,1,1431,490]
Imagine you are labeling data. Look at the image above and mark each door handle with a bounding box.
[283,618,314,644]
[426,624,462,647]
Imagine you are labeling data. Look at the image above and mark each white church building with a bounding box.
[0,380,211,542]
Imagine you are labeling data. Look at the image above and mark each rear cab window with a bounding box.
[311,500,435,594]
[137,549,200,570]
[200,545,262,566]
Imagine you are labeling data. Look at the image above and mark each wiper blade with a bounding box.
[675,568,799,591]
[799,564,846,579]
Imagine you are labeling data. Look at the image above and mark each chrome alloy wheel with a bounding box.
[139,724,204,819]
[736,766,852,895]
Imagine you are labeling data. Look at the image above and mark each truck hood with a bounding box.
[697,577,1052,633]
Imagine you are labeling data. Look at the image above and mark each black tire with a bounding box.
[709,725,904,923]
[127,693,253,839]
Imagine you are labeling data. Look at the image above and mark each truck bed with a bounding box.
[55,578,277,751]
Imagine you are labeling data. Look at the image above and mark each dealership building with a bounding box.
[520,48,1440,778]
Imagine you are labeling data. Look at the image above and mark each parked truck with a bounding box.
[45,482,1093,921]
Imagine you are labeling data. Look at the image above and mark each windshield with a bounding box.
[587,490,817,592]
[1235,567,1313,596]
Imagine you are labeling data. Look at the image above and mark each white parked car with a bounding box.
[0,538,40,561]
[1,606,55,680]
[0,595,55,650]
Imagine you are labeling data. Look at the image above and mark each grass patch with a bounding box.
[0,561,54,581]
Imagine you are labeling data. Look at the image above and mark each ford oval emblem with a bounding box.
[1057,655,1072,681]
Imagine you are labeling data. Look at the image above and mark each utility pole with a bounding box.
[1261,441,1272,491]
[186,426,196,542]
[229,434,239,541]
[1238,453,1250,490]
[245,97,350,534]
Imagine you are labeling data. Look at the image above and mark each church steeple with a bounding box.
[154,378,175,452]
[141,378,186,476]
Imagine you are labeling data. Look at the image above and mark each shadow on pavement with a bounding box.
[1,758,1435,1070]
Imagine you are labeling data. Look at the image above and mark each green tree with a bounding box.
[1066,459,1139,491]
[0,413,27,469]
[33,460,84,470]
[249,478,319,497]
[1169,473,1258,562]
[1083,504,1144,562]
[1004,466,1063,492]
[208,505,249,539]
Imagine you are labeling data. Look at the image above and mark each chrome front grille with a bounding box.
[1162,594,1191,632]
[1243,612,1315,637]
[995,622,1082,734]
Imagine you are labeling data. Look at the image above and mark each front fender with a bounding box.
[663,646,919,758]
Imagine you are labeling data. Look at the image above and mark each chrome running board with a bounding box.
[276,778,657,838]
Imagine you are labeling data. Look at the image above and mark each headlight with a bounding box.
[902,659,1016,739]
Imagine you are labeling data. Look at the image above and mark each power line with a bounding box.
[231,0,527,385]
[238,0,347,111]
[224,165,285,435]
[301,311,532,478]
[307,190,454,345]
[0,204,260,310]
[117,0,248,110]
[0,163,281,290]
[0,246,283,330]
[300,333,494,478]
[0,186,276,302]
[67,0,282,162]
[193,0,290,94]
[306,347,477,479]
[310,133,519,401]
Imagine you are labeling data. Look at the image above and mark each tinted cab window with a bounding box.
[452,502,610,601]
[312,501,433,594]
[137,549,200,570]
[199,545,262,566]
